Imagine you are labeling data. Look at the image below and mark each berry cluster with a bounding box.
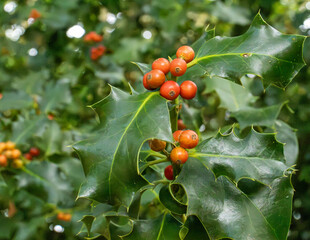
[0,141,23,168]
[143,46,197,101]
[57,212,72,222]
[148,127,199,181]
[24,147,40,161]
[84,32,106,61]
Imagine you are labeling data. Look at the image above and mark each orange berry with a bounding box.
[170,147,188,164]
[173,130,183,142]
[145,70,166,89]
[0,142,5,153]
[143,74,153,90]
[5,141,15,150]
[170,58,187,77]
[160,81,180,100]
[4,150,13,159]
[152,58,170,75]
[180,81,197,100]
[0,155,8,167]
[29,9,41,19]
[177,119,186,130]
[176,46,195,63]
[11,149,21,159]
[179,130,199,149]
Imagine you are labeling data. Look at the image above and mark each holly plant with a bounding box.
[74,13,306,239]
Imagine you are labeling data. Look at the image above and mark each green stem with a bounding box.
[187,58,198,68]
[140,157,168,172]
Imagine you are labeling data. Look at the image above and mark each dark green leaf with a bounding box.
[0,92,33,111]
[73,87,172,206]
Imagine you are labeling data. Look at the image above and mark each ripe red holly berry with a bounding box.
[170,58,187,77]
[149,139,166,152]
[177,119,186,130]
[152,58,170,75]
[143,74,152,90]
[24,153,33,160]
[84,32,103,43]
[29,9,41,20]
[173,130,183,142]
[48,114,54,120]
[179,130,199,149]
[160,81,180,100]
[180,81,197,99]
[29,147,40,157]
[176,46,195,63]
[145,70,166,89]
[164,165,174,180]
[0,155,8,167]
[170,147,188,164]
[90,45,106,60]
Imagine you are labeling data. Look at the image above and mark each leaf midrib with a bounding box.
[188,52,302,68]
[108,92,157,200]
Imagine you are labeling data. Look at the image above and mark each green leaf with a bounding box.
[131,62,151,75]
[0,92,33,111]
[122,213,181,240]
[16,161,74,206]
[275,120,298,166]
[191,129,287,186]
[191,27,216,53]
[73,87,172,206]
[175,158,279,240]
[193,13,306,88]
[204,76,258,111]
[80,215,95,236]
[240,176,294,240]
[159,185,187,215]
[231,102,286,129]
[180,216,210,240]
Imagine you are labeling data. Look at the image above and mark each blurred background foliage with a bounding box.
[0,0,309,239]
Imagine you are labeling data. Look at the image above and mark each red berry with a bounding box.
[173,130,183,142]
[179,130,199,149]
[84,32,103,43]
[152,58,170,75]
[145,70,166,89]
[0,155,8,167]
[160,81,180,100]
[177,119,186,130]
[170,147,188,164]
[0,93,3,99]
[29,147,40,157]
[180,81,197,100]
[170,58,187,77]
[29,9,41,19]
[143,74,152,90]
[48,114,54,120]
[24,153,33,160]
[176,46,195,63]
[164,165,174,180]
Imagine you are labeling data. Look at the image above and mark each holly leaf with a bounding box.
[0,92,33,111]
[73,87,172,206]
[203,76,258,111]
[231,102,287,129]
[122,213,181,240]
[175,158,279,240]
[193,13,306,88]
[190,129,288,186]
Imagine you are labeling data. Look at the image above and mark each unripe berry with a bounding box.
[164,165,174,180]
[170,147,188,164]
[160,81,180,100]
[180,81,197,100]
[170,58,187,76]
[149,139,166,152]
[4,150,13,159]
[177,119,186,130]
[152,58,170,75]
[11,149,21,159]
[179,130,199,149]
[29,147,40,157]
[0,142,5,153]
[173,130,183,142]
[0,155,8,167]
[12,159,23,169]
[176,46,195,63]
[143,74,152,90]
[145,70,166,89]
